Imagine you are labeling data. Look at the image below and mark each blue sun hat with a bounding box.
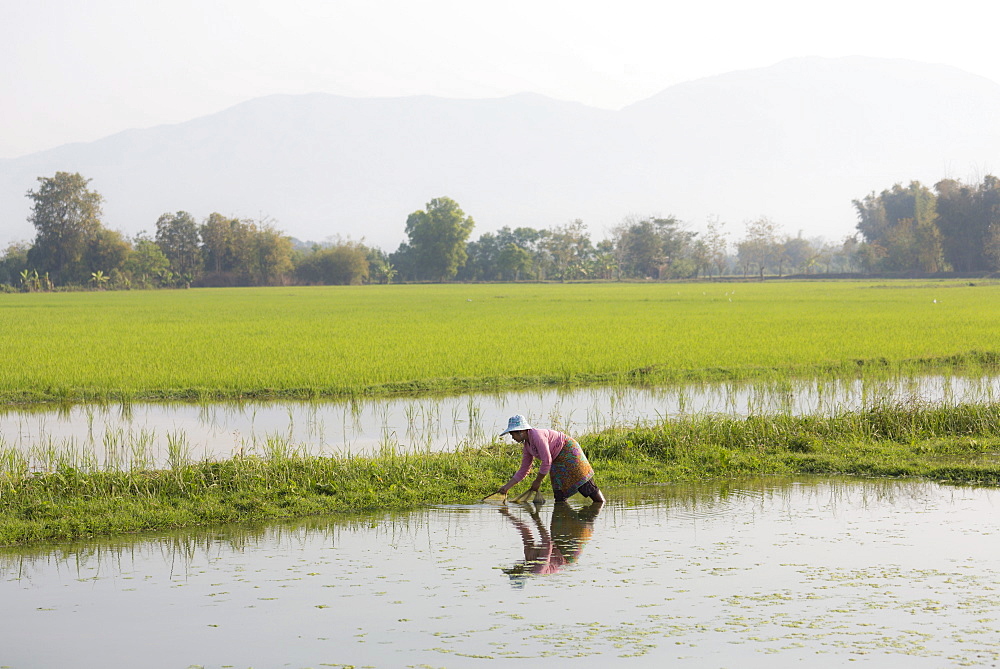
[500,414,532,435]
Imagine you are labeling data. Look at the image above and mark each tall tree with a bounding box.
[25,172,104,284]
[497,243,533,281]
[780,235,815,275]
[85,228,131,278]
[245,220,294,286]
[124,235,171,287]
[295,240,370,285]
[702,218,730,277]
[985,176,1000,269]
[614,216,661,279]
[614,216,695,279]
[461,226,549,281]
[590,239,618,280]
[935,176,1000,272]
[510,227,548,280]
[854,181,943,272]
[198,214,293,286]
[986,226,1000,270]
[155,211,202,282]
[541,219,593,280]
[0,242,30,286]
[200,212,240,274]
[388,242,417,282]
[737,217,780,278]
[404,197,475,281]
[461,231,503,281]
[366,247,396,284]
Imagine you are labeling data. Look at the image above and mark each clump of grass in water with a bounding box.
[262,433,297,460]
[129,429,156,471]
[378,429,399,457]
[103,428,126,471]
[4,400,1000,546]
[166,430,192,471]
[0,441,29,493]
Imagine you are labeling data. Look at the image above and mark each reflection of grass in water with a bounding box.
[3,479,998,665]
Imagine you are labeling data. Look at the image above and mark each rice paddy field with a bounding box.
[7,280,1000,667]
[9,281,1000,669]
[5,278,1000,548]
[2,279,1000,404]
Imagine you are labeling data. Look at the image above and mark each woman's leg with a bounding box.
[577,480,605,504]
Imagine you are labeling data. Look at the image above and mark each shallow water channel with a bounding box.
[4,374,1000,469]
[3,476,1000,668]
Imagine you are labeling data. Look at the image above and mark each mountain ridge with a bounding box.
[3,56,999,250]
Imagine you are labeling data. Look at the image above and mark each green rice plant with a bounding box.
[129,428,156,471]
[27,436,83,474]
[261,433,298,461]
[103,428,126,471]
[165,430,191,471]
[378,429,399,457]
[2,281,1000,403]
[78,440,99,474]
[0,442,28,490]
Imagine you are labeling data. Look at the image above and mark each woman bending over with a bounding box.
[493,415,605,504]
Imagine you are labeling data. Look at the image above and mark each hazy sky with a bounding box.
[4,0,1000,160]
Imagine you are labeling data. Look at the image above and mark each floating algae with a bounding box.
[3,477,1000,667]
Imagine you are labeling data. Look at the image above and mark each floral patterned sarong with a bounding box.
[549,438,595,498]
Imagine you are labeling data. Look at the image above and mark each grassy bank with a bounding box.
[3,401,1000,546]
[3,280,1000,403]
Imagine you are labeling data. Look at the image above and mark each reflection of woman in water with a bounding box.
[500,502,601,585]
[492,415,605,503]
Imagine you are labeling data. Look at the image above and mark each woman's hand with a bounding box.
[530,473,545,492]
[482,486,509,503]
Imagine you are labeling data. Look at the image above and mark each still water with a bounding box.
[3,477,1000,668]
[4,374,1000,468]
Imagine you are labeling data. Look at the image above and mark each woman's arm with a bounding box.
[500,448,534,492]
[528,467,547,492]
[528,430,553,491]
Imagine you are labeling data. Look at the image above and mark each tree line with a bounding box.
[0,172,377,290]
[852,176,1000,273]
[4,170,997,291]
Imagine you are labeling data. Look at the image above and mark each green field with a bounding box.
[2,280,1000,403]
[5,279,1000,545]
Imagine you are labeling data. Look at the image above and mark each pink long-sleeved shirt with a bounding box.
[506,428,568,485]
